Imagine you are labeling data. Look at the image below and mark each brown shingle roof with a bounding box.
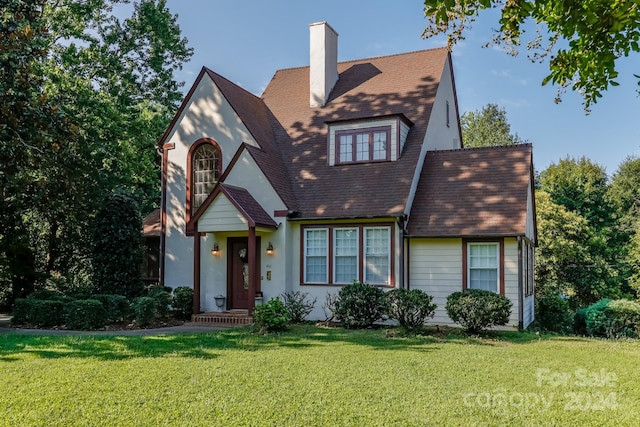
[408,144,533,237]
[205,69,298,211]
[219,184,278,229]
[142,208,161,237]
[261,48,450,219]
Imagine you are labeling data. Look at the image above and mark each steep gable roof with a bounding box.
[204,69,298,211]
[262,48,450,219]
[408,144,534,237]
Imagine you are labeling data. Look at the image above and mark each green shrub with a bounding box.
[585,299,640,338]
[133,296,157,327]
[584,299,612,337]
[91,294,130,322]
[535,293,573,333]
[574,307,589,335]
[281,291,316,323]
[148,286,172,318]
[445,289,512,333]
[64,299,106,330]
[253,298,289,332]
[91,191,143,298]
[12,299,65,327]
[334,281,388,329]
[386,288,437,333]
[172,287,194,320]
[27,289,65,301]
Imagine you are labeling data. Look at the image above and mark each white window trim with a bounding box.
[333,227,359,284]
[364,226,391,285]
[304,228,329,284]
[467,242,500,293]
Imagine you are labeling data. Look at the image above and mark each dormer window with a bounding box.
[337,127,391,164]
[327,115,412,166]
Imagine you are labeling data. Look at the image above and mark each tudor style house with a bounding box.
[158,22,537,329]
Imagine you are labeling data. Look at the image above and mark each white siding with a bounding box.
[409,237,521,329]
[409,238,463,325]
[400,121,410,153]
[526,184,536,244]
[198,195,248,232]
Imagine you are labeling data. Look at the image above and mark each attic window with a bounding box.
[336,127,391,164]
[191,143,221,211]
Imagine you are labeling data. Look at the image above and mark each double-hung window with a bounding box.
[336,127,390,164]
[334,228,358,284]
[467,242,499,292]
[364,227,390,285]
[304,228,328,283]
[302,224,393,286]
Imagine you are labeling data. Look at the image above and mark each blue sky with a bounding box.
[148,0,640,176]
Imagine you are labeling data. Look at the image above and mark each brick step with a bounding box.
[190,311,253,326]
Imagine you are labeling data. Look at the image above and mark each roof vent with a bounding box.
[309,22,338,108]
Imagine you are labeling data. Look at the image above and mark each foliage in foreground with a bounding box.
[446,289,512,333]
[534,292,573,334]
[423,0,640,110]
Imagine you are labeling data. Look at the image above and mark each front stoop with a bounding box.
[190,310,253,327]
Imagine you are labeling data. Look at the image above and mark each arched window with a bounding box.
[191,143,220,211]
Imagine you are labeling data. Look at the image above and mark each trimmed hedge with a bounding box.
[334,281,387,328]
[64,299,106,330]
[133,296,157,327]
[12,299,65,327]
[172,287,193,320]
[446,289,512,333]
[91,294,130,322]
[148,286,172,318]
[386,288,437,332]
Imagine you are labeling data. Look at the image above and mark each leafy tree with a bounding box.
[539,157,612,229]
[422,0,640,110]
[461,103,524,147]
[535,190,621,307]
[0,0,192,306]
[91,192,144,297]
[608,156,640,292]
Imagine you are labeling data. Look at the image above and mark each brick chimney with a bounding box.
[309,22,338,108]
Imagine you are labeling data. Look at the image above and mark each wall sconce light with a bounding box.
[266,241,274,255]
[211,242,219,256]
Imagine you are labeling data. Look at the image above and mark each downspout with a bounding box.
[397,216,405,289]
[517,236,524,330]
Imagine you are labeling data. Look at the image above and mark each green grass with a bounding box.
[1,326,639,426]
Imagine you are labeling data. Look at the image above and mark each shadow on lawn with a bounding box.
[0,326,592,362]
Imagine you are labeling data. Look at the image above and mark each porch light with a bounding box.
[266,241,274,255]
[211,242,219,256]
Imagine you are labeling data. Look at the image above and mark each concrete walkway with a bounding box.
[0,314,232,336]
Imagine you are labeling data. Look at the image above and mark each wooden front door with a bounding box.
[227,237,260,309]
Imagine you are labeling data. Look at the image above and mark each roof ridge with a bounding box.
[271,46,450,73]
[204,67,263,101]
[428,143,533,155]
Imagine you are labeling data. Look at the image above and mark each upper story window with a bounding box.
[327,116,412,166]
[191,142,221,212]
[336,127,391,164]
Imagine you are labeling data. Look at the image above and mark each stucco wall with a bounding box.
[163,73,260,291]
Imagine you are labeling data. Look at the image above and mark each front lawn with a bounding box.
[1,326,639,426]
